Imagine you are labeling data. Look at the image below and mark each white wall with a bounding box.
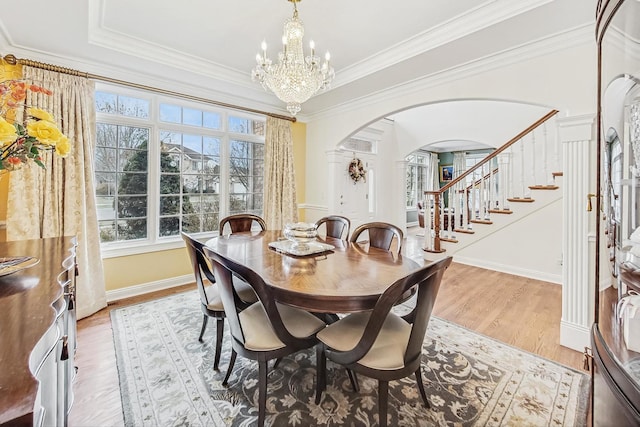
[454,197,564,284]
[301,35,596,281]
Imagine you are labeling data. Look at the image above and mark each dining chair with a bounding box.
[315,215,351,240]
[219,213,266,235]
[349,221,404,257]
[203,246,327,427]
[314,256,453,427]
[181,232,257,370]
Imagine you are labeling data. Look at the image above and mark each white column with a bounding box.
[559,114,596,352]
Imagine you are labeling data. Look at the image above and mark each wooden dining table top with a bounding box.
[204,230,422,313]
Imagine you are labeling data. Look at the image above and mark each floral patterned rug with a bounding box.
[111,291,589,426]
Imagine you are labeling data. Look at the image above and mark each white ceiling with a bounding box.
[0,0,595,149]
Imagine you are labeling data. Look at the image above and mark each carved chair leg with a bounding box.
[198,314,209,342]
[378,380,389,427]
[315,344,326,404]
[213,318,224,371]
[222,349,237,386]
[415,367,431,408]
[347,369,359,392]
[258,360,268,427]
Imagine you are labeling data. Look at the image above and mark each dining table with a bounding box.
[204,230,422,313]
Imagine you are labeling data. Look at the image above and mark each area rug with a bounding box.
[111,291,589,426]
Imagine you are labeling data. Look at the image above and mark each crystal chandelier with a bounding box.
[251,0,335,116]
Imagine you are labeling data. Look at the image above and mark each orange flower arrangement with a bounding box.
[0,80,70,171]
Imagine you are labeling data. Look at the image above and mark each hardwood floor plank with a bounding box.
[69,231,585,426]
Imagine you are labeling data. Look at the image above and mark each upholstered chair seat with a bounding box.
[317,311,411,370]
[203,278,257,311]
[239,302,326,351]
[315,257,453,427]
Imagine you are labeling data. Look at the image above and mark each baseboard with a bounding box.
[451,255,562,284]
[106,274,193,302]
[560,320,590,352]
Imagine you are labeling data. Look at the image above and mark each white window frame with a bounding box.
[95,83,265,258]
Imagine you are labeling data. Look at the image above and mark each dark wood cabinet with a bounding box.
[594,0,640,425]
[0,237,77,426]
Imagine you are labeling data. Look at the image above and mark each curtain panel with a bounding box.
[7,67,107,319]
[263,117,298,230]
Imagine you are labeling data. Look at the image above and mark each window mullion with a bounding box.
[148,104,160,242]
[219,132,230,218]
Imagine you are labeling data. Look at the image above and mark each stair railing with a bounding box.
[423,109,559,253]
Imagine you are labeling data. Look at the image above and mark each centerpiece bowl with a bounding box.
[283,222,318,252]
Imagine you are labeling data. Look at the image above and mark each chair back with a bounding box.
[327,256,452,367]
[204,246,317,350]
[350,221,404,256]
[315,215,351,240]
[219,214,267,235]
[181,232,215,307]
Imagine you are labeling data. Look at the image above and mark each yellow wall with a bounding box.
[103,118,308,292]
[103,247,191,291]
[0,60,22,242]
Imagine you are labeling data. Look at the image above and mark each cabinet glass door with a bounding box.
[597,0,640,401]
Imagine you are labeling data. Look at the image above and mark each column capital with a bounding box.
[557,114,596,143]
[325,150,344,163]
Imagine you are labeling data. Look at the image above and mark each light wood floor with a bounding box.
[69,230,585,426]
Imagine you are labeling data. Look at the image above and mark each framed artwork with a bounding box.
[440,165,453,182]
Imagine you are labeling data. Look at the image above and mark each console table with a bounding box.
[0,237,77,427]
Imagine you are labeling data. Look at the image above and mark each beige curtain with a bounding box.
[263,117,298,229]
[7,67,107,319]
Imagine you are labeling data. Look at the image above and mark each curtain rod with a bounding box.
[2,53,296,123]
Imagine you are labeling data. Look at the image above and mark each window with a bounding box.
[94,85,265,252]
[406,153,428,209]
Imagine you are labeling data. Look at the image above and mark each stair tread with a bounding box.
[423,248,446,254]
[454,228,475,234]
[440,237,458,243]
[507,197,535,203]
[552,171,563,177]
[529,185,559,190]
[488,209,513,214]
[469,219,493,224]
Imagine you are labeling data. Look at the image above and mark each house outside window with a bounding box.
[94,84,265,252]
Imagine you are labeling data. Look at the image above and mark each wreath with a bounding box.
[348,158,366,184]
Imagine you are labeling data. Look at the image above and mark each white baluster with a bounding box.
[448,186,455,238]
[520,138,526,198]
[530,129,537,187]
[465,186,471,229]
[480,163,489,220]
[498,153,511,210]
[489,160,496,213]
[424,193,433,251]
[542,123,550,185]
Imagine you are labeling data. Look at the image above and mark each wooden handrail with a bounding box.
[425,109,559,196]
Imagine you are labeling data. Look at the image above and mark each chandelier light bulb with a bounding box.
[250,0,335,116]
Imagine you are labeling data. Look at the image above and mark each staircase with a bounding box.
[422,109,561,257]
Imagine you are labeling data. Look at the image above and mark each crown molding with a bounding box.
[86,0,553,96]
[87,0,254,90]
[334,0,554,89]
[307,23,594,123]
